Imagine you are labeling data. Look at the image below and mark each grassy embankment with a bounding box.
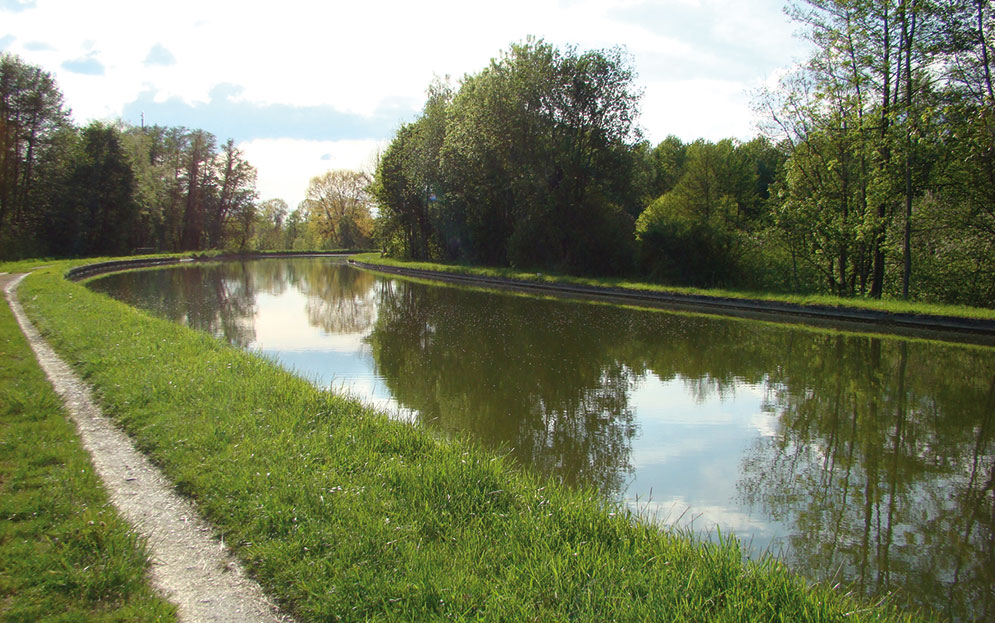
[7,259,936,622]
[353,252,995,322]
[0,277,176,621]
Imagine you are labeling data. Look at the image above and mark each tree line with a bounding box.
[0,53,375,260]
[372,1,995,308]
[0,52,259,258]
[4,0,993,307]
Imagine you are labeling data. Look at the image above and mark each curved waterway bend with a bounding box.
[88,256,995,623]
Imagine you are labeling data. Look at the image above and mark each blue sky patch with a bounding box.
[122,83,416,143]
[62,53,104,75]
[24,40,53,51]
[144,43,175,66]
[0,0,36,12]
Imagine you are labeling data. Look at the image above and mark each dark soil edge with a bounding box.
[348,258,995,346]
[64,252,355,281]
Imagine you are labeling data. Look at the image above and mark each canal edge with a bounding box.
[347,258,995,344]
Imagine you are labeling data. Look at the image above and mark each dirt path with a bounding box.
[2,273,295,623]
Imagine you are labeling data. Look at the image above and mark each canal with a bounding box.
[88,256,995,622]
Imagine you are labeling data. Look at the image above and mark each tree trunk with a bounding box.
[978,0,994,103]
[870,2,892,300]
[901,3,917,299]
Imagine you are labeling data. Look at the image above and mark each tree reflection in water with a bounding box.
[738,338,995,621]
[90,262,260,347]
[301,262,377,335]
[365,279,638,498]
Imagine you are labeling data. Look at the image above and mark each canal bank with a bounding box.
[88,254,995,622]
[348,254,995,345]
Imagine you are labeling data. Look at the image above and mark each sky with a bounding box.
[1,0,811,208]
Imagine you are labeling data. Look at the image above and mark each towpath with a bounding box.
[1,272,295,623]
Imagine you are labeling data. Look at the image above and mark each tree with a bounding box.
[254,198,288,250]
[284,205,313,250]
[762,0,995,303]
[371,121,438,259]
[375,39,643,275]
[179,129,216,250]
[1,55,264,258]
[210,139,258,249]
[648,134,687,198]
[0,53,70,257]
[302,169,373,249]
[636,139,759,286]
[53,122,137,256]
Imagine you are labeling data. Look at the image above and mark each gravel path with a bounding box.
[2,273,296,623]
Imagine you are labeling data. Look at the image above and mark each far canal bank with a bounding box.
[348,254,995,345]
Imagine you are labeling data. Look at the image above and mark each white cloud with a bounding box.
[4,0,808,197]
[641,78,759,142]
[238,138,387,207]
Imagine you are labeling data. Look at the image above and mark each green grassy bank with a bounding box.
[0,280,175,622]
[353,253,995,323]
[8,260,934,622]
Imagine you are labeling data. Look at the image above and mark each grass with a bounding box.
[353,252,995,322]
[9,260,938,622]
[0,282,176,621]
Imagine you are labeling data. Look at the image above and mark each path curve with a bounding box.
[2,272,295,623]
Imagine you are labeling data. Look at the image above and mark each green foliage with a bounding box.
[374,39,642,275]
[300,170,374,250]
[902,104,995,305]
[44,122,138,257]
[636,138,780,288]
[0,53,72,259]
[354,252,995,321]
[648,134,688,198]
[253,199,289,250]
[761,0,995,306]
[0,53,265,260]
[637,190,740,286]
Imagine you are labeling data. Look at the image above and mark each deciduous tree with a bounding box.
[302,169,373,249]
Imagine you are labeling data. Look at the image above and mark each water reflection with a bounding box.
[88,258,995,622]
[739,339,995,622]
[366,279,638,497]
[95,262,261,346]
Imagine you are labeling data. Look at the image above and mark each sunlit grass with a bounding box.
[354,252,995,321]
[0,283,176,621]
[13,261,936,622]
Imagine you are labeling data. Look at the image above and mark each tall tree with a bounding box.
[377,38,643,274]
[635,139,767,287]
[59,122,137,256]
[208,139,257,248]
[254,198,288,250]
[0,54,70,255]
[370,81,452,260]
[179,130,216,250]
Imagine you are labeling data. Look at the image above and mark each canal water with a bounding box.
[88,257,995,622]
